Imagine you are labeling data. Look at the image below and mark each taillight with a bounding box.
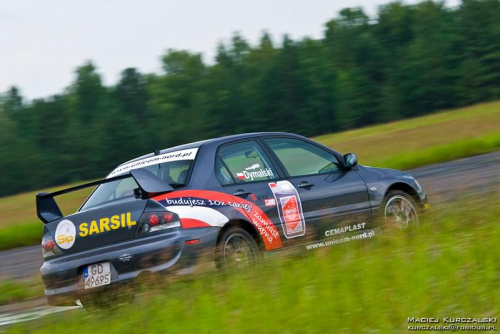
[138,211,181,234]
[43,239,55,250]
[41,234,63,258]
[163,212,175,222]
[149,214,159,226]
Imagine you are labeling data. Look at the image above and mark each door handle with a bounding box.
[233,189,251,197]
[297,181,315,189]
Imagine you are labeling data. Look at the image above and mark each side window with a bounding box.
[264,138,340,177]
[217,141,278,184]
[215,158,234,185]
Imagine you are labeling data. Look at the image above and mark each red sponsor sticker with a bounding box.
[281,196,301,232]
[269,180,306,238]
[153,190,283,250]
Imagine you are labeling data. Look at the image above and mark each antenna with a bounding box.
[143,139,160,156]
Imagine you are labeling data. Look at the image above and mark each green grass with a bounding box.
[373,131,500,170]
[0,222,41,251]
[0,184,93,250]
[7,192,500,332]
[314,100,499,144]
[0,277,44,306]
[314,100,500,167]
[0,183,93,230]
[0,100,499,251]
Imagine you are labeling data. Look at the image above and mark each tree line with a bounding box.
[1,0,499,196]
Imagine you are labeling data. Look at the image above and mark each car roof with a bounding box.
[117,132,296,166]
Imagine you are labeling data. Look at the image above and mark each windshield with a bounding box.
[81,159,194,211]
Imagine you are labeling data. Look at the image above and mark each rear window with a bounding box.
[81,149,197,210]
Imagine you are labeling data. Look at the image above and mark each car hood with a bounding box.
[356,165,423,194]
[357,165,410,178]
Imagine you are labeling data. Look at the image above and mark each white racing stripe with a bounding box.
[166,205,229,226]
[0,306,80,327]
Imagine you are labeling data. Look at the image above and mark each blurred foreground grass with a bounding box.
[0,277,44,306]
[7,192,499,333]
[1,100,499,250]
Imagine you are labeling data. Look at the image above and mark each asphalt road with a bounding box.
[1,151,499,281]
[0,245,40,281]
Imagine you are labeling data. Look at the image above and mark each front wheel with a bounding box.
[382,190,419,231]
[216,227,259,270]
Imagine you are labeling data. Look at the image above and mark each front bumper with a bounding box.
[41,227,219,306]
[418,192,430,211]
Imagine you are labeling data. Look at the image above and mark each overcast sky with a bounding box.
[0,0,459,100]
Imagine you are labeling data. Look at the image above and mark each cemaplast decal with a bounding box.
[107,148,198,178]
[325,222,366,236]
[55,219,76,249]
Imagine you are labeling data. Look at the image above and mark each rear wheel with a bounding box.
[382,190,419,231]
[216,227,259,270]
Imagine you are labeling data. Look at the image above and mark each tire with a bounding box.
[216,227,260,270]
[382,190,419,231]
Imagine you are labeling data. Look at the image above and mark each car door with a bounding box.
[216,140,298,247]
[261,137,372,241]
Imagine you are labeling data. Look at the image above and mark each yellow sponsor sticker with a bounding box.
[55,219,76,249]
[79,212,137,237]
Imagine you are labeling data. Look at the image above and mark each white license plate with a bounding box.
[84,262,111,289]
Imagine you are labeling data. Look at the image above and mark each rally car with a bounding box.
[37,132,428,307]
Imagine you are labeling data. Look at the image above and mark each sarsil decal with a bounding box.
[153,190,283,251]
[79,212,136,237]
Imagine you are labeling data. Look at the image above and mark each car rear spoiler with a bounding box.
[36,169,174,224]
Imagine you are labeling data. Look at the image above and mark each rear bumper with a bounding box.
[41,227,219,306]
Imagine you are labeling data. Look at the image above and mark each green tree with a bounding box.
[65,61,108,178]
[115,68,149,123]
[2,0,500,196]
[148,50,209,146]
[457,0,500,103]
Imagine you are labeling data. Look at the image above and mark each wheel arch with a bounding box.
[216,219,265,251]
[385,182,423,208]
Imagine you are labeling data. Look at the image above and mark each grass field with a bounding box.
[0,185,94,250]
[7,192,499,332]
[0,277,44,306]
[0,101,499,251]
[314,100,500,169]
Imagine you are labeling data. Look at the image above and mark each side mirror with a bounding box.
[343,153,358,169]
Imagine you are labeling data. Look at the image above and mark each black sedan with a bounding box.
[37,132,428,307]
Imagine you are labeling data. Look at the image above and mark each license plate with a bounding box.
[84,262,111,289]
